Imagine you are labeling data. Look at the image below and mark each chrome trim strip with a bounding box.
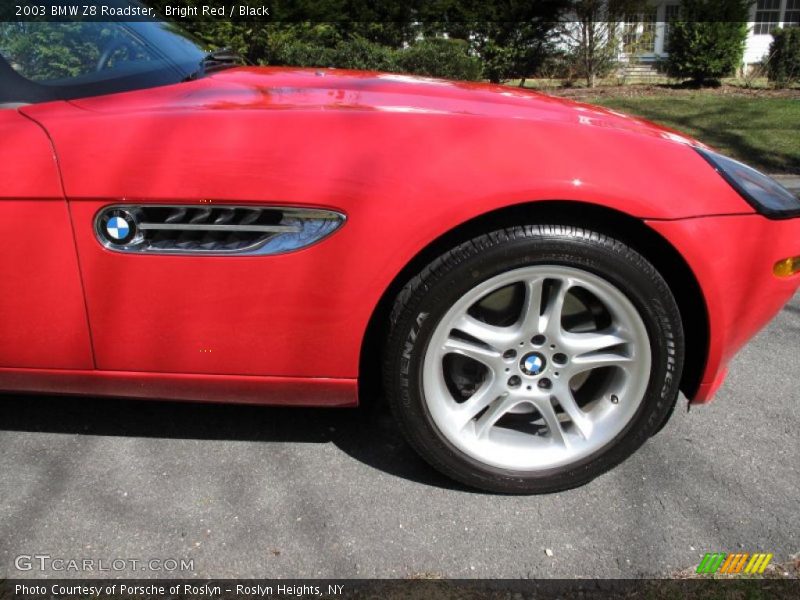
[138,223,302,233]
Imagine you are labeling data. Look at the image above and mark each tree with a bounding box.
[144,0,420,62]
[768,27,800,87]
[559,0,648,88]
[0,23,137,80]
[470,1,569,84]
[142,0,569,82]
[397,38,483,80]
[417,0,569,85]
[666,0,751,85]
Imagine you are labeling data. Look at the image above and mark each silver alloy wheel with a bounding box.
[422,265,652,471]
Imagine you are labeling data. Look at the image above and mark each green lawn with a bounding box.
[580,94,800,174]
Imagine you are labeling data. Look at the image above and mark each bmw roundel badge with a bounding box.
[106,216,130,240]
[101,210,137,245]
[520,352,547,377]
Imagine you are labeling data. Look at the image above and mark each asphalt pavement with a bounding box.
[1,294,798,579]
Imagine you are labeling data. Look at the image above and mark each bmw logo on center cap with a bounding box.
[520,352,546,376]
[102,210,137,245]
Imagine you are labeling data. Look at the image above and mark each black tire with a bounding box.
[383,225,684,494]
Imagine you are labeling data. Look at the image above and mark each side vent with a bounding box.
[95,205,345,255]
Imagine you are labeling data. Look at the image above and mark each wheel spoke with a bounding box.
[540,279,570,336]
[451,315,516,350]
[552,385,593,440]
[517,278,545,333]
[561,329,628,356]
[570,352,633,376]
[442,336,501,366]
[534,397,569,447]
[454,379,505,430]
[562,329,632,375]
[473,394,523,438]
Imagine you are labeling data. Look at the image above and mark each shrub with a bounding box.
[266,37,335,69]
[264,30,486,81]
[397,38,482,81]
[533,52,575,80]
[262,25,341,68]
[264,29,399,72]
[768,28,800,86]
[666,0,749,85]
[330,36,399,72]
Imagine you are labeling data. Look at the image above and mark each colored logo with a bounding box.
[520,352,546,376]
[106,216,130,240]
[696,552,773,575]
[102,211,137,245]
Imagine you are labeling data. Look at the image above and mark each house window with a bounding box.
[754,0,781,35]
[663,4,681,53]
[623,8,658,54]
[785,0,800,26]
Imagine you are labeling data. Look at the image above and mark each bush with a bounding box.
[768,28,800,86]
[666,0,749,85]
[533,52,576,80]
[330,36,399,71]
[265,37,335,68]
[397,38,482,81]
[263,25,341,68]
[264,30,484,81]
[265,28,399,72]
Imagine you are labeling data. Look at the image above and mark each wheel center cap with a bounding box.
[520,352,547,376]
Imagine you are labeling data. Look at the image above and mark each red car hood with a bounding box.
[69,66,699,146]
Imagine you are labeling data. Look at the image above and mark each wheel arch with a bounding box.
[358,200,709,406]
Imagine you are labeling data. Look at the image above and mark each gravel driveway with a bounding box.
[1,294,797,579]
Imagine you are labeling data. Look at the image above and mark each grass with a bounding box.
[583,93,800,173]
[552,88,800,173]
[506,76,800,173]
[511,76,796,91]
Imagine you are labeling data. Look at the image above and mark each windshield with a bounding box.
[0,18,209,104]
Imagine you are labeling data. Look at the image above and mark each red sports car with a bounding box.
[1,18,799,493]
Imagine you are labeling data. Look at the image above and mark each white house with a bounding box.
[620,0,799,66]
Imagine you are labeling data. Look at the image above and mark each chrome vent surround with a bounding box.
[95,204,345,256]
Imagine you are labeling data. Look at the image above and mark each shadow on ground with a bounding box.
[0,393,471,492]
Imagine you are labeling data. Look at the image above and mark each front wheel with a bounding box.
[384,225,684,493]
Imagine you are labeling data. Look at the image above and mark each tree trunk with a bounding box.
[518,77,526,88]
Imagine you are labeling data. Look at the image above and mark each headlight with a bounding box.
[695,147,800,219]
